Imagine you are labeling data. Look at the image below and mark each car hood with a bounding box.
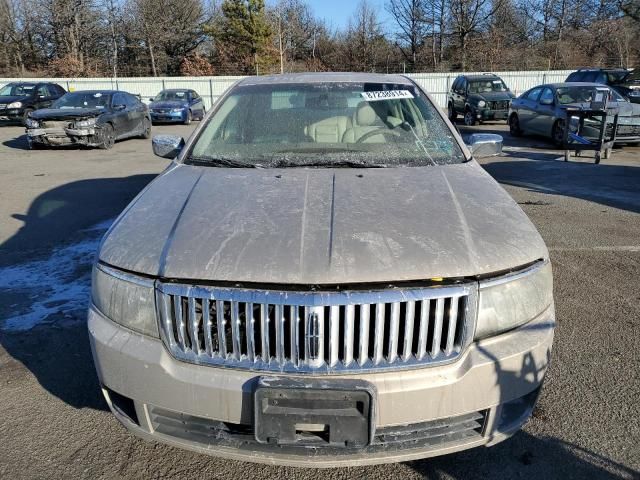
[470,91,514,102]
[99,162,548,284]
[0,95,30,104]
[149,101,187,109]
[31,108,104,120]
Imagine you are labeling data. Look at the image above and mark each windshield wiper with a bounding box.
[187,156,256,168]
[268,158,386,168]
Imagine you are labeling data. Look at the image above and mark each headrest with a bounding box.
[355,102,376,126]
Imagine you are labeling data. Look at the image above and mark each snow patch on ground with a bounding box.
[0,220,113,331]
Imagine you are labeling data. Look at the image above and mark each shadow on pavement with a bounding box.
[0,174,156,411]
[482,157,640,214]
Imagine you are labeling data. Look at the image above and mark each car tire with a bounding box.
[184,110,192,125]
[448,103,457,122]
[464,109,476,126]
[140,118,151,139]
[22,108,34,126]
[552,119,565,147]
[509,114,522,137]
[100,123,115,150]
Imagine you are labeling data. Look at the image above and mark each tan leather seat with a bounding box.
[305,116,352,143]
[342,102,386,143]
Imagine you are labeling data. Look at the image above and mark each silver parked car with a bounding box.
[509,82,640,145]
[89,73,554,467]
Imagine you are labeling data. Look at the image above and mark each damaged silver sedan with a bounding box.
[26,90,151,149]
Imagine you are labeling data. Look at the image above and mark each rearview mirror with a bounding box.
[466,133,503,158]
[152,134,185,159]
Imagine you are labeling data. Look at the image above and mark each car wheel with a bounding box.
[464,109,476,126]
[184,110,192,125]
[22,108,34,126]
[509,114,522,137]
[100,123,115,150]
[140,118,151,139]
[552,119,565,147]
[448,103,457,122]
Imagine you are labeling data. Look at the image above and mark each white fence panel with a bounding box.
[0,71,574,109]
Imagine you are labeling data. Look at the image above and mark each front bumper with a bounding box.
[27,126,100,147]
[477,109,509,121]
[89,304,554,467]
[150,110,185,122]
[0,108,24,121]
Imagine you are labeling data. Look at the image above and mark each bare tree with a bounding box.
[386,0,428,67]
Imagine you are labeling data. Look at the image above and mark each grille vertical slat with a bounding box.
[431,298,445,358]
[246,302,255,361]
[174,296,186,349]
[403,301,415,361]
[329,306,340,367]
[388,302,401,363]
[188,297,200,354]
[157,283,475,372]
[290,306,299,366]
[230,302,241,360]
[359,304,370,366]
[344,305,355,366]
[275,304,285,364]
[216,300,227,358]
[261,304,270,361]
[203,300,213,356]
[445,297,459,355]
[373,303,385,365]
[417,300,430,360]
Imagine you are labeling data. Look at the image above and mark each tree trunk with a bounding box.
[148,39,157,76]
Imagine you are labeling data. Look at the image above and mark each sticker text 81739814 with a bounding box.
[361,90,414,101]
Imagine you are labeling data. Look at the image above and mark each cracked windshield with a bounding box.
[189,82,465,168]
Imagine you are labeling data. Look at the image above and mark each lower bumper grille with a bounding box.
[149,406,487,456]
[488,100,510,111]
[156,283,477,373]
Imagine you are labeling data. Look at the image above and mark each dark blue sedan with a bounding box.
[148,89,206,125]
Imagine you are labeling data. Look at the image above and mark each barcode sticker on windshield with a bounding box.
[361,90,414,101]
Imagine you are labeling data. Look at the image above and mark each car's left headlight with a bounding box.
[475,261,553,340]
[8,101,22,109]
[477,100,486,108]
[91,264,159,337]
[75,118,96,128]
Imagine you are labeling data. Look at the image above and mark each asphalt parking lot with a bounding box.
[0,120,639,479]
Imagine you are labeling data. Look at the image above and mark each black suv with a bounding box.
[0,82,66,125]
[565,68,640,104]
[447,74,515,126]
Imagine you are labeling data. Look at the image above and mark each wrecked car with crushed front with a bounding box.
[26,90,151,149]
[89,73,555,467]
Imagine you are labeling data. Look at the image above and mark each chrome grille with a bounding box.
[156,283,477,373]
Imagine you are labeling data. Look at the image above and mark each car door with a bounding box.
[517,87,543,133]
[190,91,205,118]
[449,77,460,112]
[110,93,131,136]
[34,84,55,109]
[454,78,467,113]
[529,87,556,135]
[126,93,147,133]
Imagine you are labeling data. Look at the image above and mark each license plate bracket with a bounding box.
[254,377,376,448]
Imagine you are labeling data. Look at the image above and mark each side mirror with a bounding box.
[466,133,503,158]
[114,104,126,111]
[152,134,185,159]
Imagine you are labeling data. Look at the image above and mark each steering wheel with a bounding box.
[356,129,403,144]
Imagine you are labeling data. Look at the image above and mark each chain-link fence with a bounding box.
[0,70,574,109]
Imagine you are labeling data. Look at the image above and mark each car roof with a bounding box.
[161,88,191,92]
[547,82,613,88]
[237,72,414,86]
[574,68,628,72]
[462,74,501,81]
[67,90,121,94]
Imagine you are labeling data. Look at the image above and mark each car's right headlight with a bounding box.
[475,261,553,340]
[91,264,159,337]
[8,101,22,108]
[477,100,487,108]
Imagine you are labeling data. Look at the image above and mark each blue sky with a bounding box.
[268,0,393,31]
